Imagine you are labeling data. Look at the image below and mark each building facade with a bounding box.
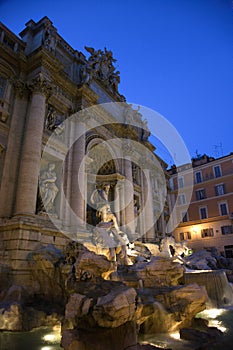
[169,153,233,256]
[0,17,169,290]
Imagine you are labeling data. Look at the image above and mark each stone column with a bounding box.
[119,180,126,227]
[69,119,86,230]
[61,123,75,228]
[123,157,135,240]
[0,81,28,217]
[14,75,52,215]
[141,164,155,242]
[114,182,120,223]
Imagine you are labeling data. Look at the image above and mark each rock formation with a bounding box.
[0,239,223,349]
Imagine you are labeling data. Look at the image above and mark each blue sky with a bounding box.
[1,0,233,166]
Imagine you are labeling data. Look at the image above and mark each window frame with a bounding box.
[201,228,214,238]
[199,206,208,219]
[213,165,222,178]
[178,193,186,205]
[181,211,189,223]
[218,202,228,216]
[215,183,225,196]
[195,171,203,184]
[178,176,184,189]
[196,188,206,200]
[221,226,233,235]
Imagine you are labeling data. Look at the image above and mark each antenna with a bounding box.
[213,143,223,158]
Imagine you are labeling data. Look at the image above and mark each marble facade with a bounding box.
[0,17,169,289]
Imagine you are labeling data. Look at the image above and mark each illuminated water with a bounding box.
[1,309,233,350]
[139,307,233,350]
[0,326,62,350]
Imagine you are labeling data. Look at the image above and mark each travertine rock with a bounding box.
[0,302,61,331]
[131,256,185,287]
[62,321,138,350]
[185,250,218,270]
[28,244,65,302]
[0,303,23,331]
[180,327,223,349]
[74,248,117,281]
[65,293,93,320]
[93,285,137,328]
[138,283,208,333]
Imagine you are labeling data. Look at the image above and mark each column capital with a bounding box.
[28,74,53,97]
[0,143,5,154]
[12,79,29,99]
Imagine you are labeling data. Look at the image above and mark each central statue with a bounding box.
[90,184,131,265]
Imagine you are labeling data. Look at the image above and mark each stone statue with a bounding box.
[90,184,131,265]
[42,25,57,52]
[84,46,120,93]
[38,163,59,214]
[159,236,189,261]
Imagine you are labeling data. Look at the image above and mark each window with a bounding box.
[196,189,206,200]
[178,176,184,188]
[221,226,233,235]
[201,228,214,238]
[178,194,186,205]
[169,178,174,190]
[213,165,222,178]
[219,202,228,216]
[179,232,184,241]
[195,171,202,184]
[0,76,7,98]
[224,245,233,258]
[199,206,208,219]
[182,211,188,223]
[215,184,225,196]
[179,232,191,241]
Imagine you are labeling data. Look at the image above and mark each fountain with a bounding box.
[184,270,233,308]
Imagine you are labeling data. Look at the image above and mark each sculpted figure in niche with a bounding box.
[43,25,57,52]
[90,184,131,265]
[39,163,59,214]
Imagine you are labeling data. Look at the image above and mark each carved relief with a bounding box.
[0,77,10,122]
[132,163,141,185]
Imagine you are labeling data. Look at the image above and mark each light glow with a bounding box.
[208,319,227,333]
[197,308,228,333]
[141,341,168,349]
[169,332,180,340]
[198,308,226,319]
[42,327,61,344]
[43,334,56,342]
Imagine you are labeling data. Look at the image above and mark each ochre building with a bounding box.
[169,153,233,256]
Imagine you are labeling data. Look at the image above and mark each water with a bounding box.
[184,270,233,307]
[0,326,62,350]
[1,309,233,350]
[197,306,233,349]
[140,307,233,350]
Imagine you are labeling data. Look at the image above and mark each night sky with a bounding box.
[1,0,233,166]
